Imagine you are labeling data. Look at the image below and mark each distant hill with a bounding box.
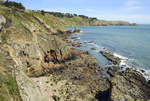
[39,10,137,26]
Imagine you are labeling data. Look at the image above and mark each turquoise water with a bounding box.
[68,25,150,78]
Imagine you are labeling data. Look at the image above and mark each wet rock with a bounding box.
[100,51,121,65]
[140,69,145,73]
[71,36,79,39]
[72,42,81,47]
[91,48,97,50]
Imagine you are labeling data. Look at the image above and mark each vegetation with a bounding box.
[3,0,25,10]
[0,74,22,101]
[40,11,97,20]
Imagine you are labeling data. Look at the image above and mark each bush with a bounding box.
[41,10,45,15]
[3,0,25,10]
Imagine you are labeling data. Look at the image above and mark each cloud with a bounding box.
[42,8,83,13]
[95,14,150,24]
[41,8,97,14]
[126,0,140,6]
[124,0,143,10]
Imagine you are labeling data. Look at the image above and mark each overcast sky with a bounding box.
[12,0,150,24]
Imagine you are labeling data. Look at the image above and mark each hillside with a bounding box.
[36,10,136,26]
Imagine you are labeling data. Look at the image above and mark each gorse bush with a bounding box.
[3,0,25,10]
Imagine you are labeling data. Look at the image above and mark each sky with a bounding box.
[11,0,150,24]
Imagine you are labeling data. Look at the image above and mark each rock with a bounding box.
[72,26,81,33]
[107,66,120,77]
[52,95,60,101]
[72,42,81,47]
[110,68,150,101]
[91,48,96,50]
[71,36,79,39]
[140,69,145,73]
[100,51,121,65]
[0,46,49,101]
[33,16,56,33]
[0,15,6,30]
[148,80,150,85]
[16,70,49,101]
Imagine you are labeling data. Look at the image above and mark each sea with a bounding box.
[68,25,150,80]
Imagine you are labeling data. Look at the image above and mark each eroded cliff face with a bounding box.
[0,7,71,101]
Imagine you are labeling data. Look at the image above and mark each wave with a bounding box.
[70,32,150,80]
[86,41,150,80]
[113,52,150,80]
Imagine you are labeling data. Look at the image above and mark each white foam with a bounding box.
[113,53,150,80]
[113,53,128,60]
[87,42,106,52]
[75,37,80,40]
[70,35,150,81]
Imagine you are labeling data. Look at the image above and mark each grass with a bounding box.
[0,73,22,101]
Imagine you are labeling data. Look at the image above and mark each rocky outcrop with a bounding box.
[33,16,56,33]
[16,70,48,101]
[40,48,111,101]
[100,51,121,65]
[106,66,150,101]
[0,15,6,42]
[0,15,6,31]
[72,42,81,47]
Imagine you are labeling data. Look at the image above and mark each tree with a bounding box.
[41,10,45,15]
[3,0,25,10]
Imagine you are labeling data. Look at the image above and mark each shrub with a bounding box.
[3,0,25,10]
[41,10,45,15]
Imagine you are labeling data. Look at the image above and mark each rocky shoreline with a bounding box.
[31,29,150,101]
[0,7,149,101]
[61,31,150,101]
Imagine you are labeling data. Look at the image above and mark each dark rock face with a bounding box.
[95,88,111,101]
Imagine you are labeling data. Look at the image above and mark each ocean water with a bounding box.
[68,25,150,79]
